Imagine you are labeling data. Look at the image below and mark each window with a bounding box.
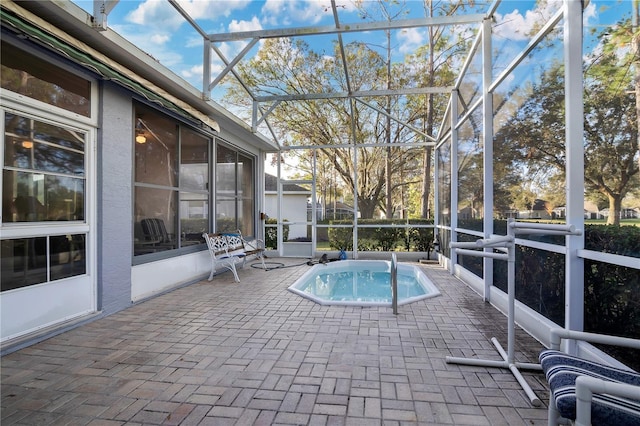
[180,129,209,245]
[133,103,211,256]
[216,144,254,236]
[1,113,87,291]
[3,113,85,222]
[1,41,91,117]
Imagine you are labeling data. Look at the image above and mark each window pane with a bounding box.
[239,153,254,236]
[216,197,236,233]
[50,234,86,281]
[1,237,47,291]
[216,144,236,192]
[134,187,177,254]
[1,41,91,117]
[437,141,451,227]
[180,191,207,245]
[492,21,565,234]
[494,246,565,326]
[457,110,484,229]
[180,129,209,191]
[215,144,255,235]
[5,113,85,176]
[2,170,84,222]
[134,107,178,187]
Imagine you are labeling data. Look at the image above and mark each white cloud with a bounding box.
[493,0,563,41]
[176,0,252,19]
[261,0,331,26]
[127,0,253,31]
[397,27,425,54]
[583,1,597,23]
[181,63,204,83]
[110,23,183,67]
[229,16,262,32]
[150,33,170,45]
[126,1,184,31]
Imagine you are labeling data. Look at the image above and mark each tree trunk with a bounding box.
[607,193,622,225]
[420,3,435,219]
[421,145,432,217]
[358,197,377,219]
[633,1,640,172]
[385,28,393,219]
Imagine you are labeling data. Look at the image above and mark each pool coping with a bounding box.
[287,259,441,307]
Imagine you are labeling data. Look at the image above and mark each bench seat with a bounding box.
[203,232,265,282]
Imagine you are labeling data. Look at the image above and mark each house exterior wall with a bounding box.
[0,5,270,351]
[264,192,310,240]
[98,83,134,314]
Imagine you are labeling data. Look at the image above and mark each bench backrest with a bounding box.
[203,233,229,257]
[203,231,257,258]
[223,233,245,252]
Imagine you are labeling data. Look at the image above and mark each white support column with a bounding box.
[203,38,211,100]
[482,17,494,302]
[311,150,317,252]
[350,98,359,258]
[277,152,284,257]
[564,0,585,338]
[450,91,459,273]
[433,144,440,242]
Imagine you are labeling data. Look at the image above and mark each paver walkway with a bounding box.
[1,259,550,425]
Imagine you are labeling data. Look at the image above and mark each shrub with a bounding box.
[264,218,289,249]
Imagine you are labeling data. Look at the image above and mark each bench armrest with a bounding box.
[575,375,640,426]
[549,328,640,351]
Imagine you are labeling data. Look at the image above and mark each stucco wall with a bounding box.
[98,83,134,314]
[264,193,309,240]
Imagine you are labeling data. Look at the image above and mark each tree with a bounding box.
[405,0,477,218]
[224,37,426,218]
[494,60,638,225]
[354,0,410,219]
[599,9,640,173]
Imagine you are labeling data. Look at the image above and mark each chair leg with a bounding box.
[230,264,240,282]
[208,262,215,281]
[547,398,565,426]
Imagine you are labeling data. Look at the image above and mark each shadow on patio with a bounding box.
[1,259,550,425]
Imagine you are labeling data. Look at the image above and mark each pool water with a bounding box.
[288,260,440,306]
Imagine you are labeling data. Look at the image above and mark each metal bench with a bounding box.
[202,231,265,282]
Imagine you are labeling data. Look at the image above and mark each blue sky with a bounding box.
[71,0,628,99]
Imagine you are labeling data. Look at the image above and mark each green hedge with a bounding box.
[325,219,434,252]
[264,218,289,249]
[488,223,639,369]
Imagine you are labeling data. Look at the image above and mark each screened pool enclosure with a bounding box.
[192,0,639,354]
[4,0,638,372]
[98,1,636,349]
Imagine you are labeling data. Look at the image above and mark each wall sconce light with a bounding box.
[135,118,147,144]
[21,140,34,149]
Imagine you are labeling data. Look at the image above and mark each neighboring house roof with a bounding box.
[264,174,310,192]
[531,199,550,211]
[583,201,600,214]
[321,201,352,210]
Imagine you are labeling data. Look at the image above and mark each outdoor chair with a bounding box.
[539,328,640,426]
[140,218,176,250]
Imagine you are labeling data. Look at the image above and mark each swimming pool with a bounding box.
[288,260,440,306]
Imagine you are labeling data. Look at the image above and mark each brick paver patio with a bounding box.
[1,258,550,425]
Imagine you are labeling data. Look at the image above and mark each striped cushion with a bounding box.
[540,349,640,425]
